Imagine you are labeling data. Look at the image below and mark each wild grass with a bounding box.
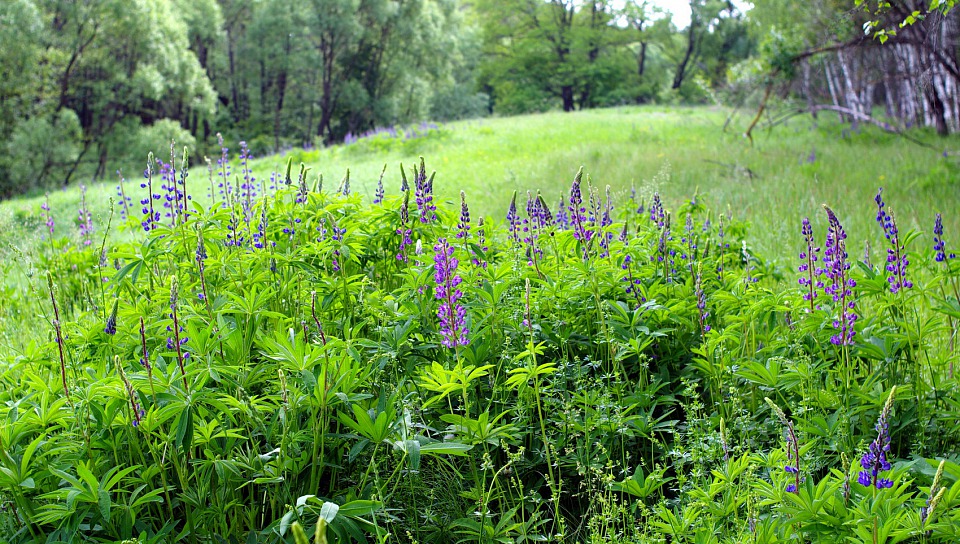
[3,106,958,267]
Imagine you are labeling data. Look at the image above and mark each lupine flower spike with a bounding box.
[823,205,857,345]
[40,194,55,237]
[104,299,118,335]
[77,184,94,246]
[921,460,947,529]
[858,386,896,489]
[116,356,144,427]
[169,278,189,391]
[373,164,386,204]
[798,217,821,312]
[48,273,70,401]
[434,238,469,348]
[933,213,956,262]
[875,188,912,293]
[765,397,801,493]
[457,191,470,240]
[397,191,413,262]
[695,263,710,336]
[507,192,520,246]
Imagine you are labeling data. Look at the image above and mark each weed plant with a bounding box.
[0,144,958,543]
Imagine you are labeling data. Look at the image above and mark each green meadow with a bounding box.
[3,106,958,271]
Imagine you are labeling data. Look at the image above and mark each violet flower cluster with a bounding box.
[396,192,413,262]
[115,170,133,221]
[471,218,488,269]
[457,191,470,240]
[875,189,912,293]
[373,171,385,205]
[765,398,802,493]
[329,217,346,272]
[858,387,896,489]
[598,186,614,257]
[695,265,710,335]
[507,193,521,245]
[140,157,161,232]
[434,238,468,348]
[413,159,437,224]
[554,193,569,231]
[40,195,54,237]
[104,300,118,336]
[798,217,822,311]
[933,213,956,262]
[215,133,231,205]
[823,206,857,345]
[568,170,594,258]
[77,184,94,246]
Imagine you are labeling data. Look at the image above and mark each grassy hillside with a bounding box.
[2,106,958,266]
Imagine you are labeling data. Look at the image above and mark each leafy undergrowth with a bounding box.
[0,153,959,544]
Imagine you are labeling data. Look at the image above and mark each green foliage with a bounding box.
[0,143,959,542]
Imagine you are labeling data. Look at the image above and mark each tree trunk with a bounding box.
[561,85,575,112]
[672,21,698,89]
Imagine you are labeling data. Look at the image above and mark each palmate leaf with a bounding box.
[610,465,671,500]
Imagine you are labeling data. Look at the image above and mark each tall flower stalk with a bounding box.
[798,217,821,312]
[47,274,70,402]
[823,205,857,346]
[169,279,189,392]
[858,386,896,489]
[434,238,468,349]
[875,189,912,294]
[766,398,801,494]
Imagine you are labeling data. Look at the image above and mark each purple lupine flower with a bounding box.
[329,216,346,272]
[859,387,896,489]
[799,217,822,311]
[139,317,152,373]
[766,398,802,493]
[373,165,386,204]
[457,191,470,240]
[621,254,644,308]
[554,193,569,230]
[654,212,671,264]
[875,189,912,293]
[649,192,665,228]
[933,213,956,262]
[695,264,710,335]
[413,158,436,223]
[340,169,351,196]
[215,133,231,206]
[598,186,614,257]
[568,169,593,258]
[471,217,488,269]
[823,206,857,345]
[619,221,629,243]
[77,184,94,246]
[40,195,55,237]
[434,238,468,348]
[168,280,189,391]
[681,213,697,263]
[397,191,412,262]
[239,141,256,221]
[253,204,269,249]
[507,192,521,245]
[104,300,118,335]
[140,155,161,232]
[117,360,144,428]
[116,170,133,220]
